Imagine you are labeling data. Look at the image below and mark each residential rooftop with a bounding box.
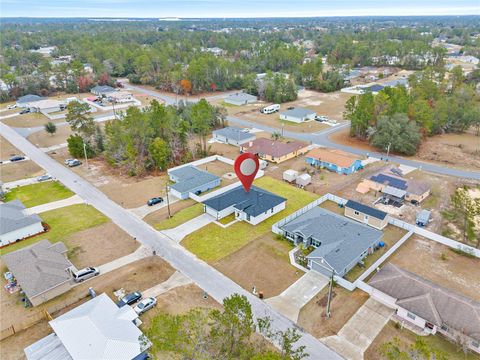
[0,200,43,236]
[17,94,44,104]
[370,263,480,341]
[213,126,255,142]
[345,200,388,220]
[306,148,360,168]
[169,165,220,194]
[225,92,257,102]
[203,185,286,217]
[280,107,316,118]
[91,85,115,94]
[242,138,308,158]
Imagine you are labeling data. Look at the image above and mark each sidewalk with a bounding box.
[2,176,45,190]
[25,195,84,214]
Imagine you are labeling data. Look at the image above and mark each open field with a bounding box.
[1,112,65,128]
[365,321,478,360]
[0,161,43,183]
[297,286,369,339]
[4,181,74,207]
[181,176,318,263]
[28,125,72,148]
[152,203,204,230]
[1,135,23,157]
[214,234,302,298]
[388,235,480,301]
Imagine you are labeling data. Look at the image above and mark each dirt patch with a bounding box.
[0,321,51,360]
[388,235,480,301]
[329,126,378,152]
[213,234,302,298]
[0,161,43,182]
[1,112,65,128]
[28,125,72,148]
[297,286,369,339]
[144,199,197,225]
[66,222,139,268]
[1,136,23,158]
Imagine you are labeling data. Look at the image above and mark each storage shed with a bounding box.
[344,199,388,230]
[283,169,298,183]
[416,209,431,227]
[295,173,311,187]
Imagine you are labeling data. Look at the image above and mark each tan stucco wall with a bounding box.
[405,190,430,203]
[344,206,387,230]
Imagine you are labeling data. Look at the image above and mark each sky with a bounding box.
[1,0,479,18]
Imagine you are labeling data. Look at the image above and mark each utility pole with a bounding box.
[165,183,171,218]
[385,142,391,162]
[112,99,116,119]
[281,123,285,137]
[326,270,334,318]
[83,140,89,168]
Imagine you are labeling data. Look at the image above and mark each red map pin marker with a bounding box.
[234,153,259,192]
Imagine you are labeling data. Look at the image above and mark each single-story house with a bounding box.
[416,209,431,227]
[26,99,63,113]
[305,148,363,175]
[0,200,44,246]
[279,107,316,123]
[91,85,115,96]
[16,94,44,108]
[382,186,407,203]
[212,126,256,146]
[168,165,221,200]
[344,199,388,230]
[368,173,408,192]
[405,180,431,203]
[107,91,134,103]
[366,172,431,203]
[369,264,480,354]
[224,92,257,106]
[240,138,309,163]
[203,185,286,225]
[2,240,73,306]
[24,293,151,360]
[281,207,383,277]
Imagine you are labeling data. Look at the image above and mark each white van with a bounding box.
[261,104,280,114]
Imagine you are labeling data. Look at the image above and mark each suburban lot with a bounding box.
[28,126,72,148]
[1,135,23,158]
[297,286,369,339]
[1,112,65,128]
[147,202,203,230]
[181,176,318,263]
[365,321,478,360]
[388,235,480,301]
[0,161,43,183]
[4,181,74,207]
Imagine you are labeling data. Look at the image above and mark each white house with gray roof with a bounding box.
[16,94,44,108]
[369,264,480,354]
[0,200,44,246]
[168,165,221,200]
[224,92,257,106]
[203,185,286,225]
[281,207,383,277]
[212,126,256,146]
[279,107,316,123]
[2,240,74,306]
[24,293,151,360]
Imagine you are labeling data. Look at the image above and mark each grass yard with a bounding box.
[181,176,318,263]
[154,203,204,230]
[0,204,108,255]
[217,213,236,225]
[4,181,74,207]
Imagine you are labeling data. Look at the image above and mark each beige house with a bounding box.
[240,138,309,164]
[2,240,74,306]
[344,200,388,230]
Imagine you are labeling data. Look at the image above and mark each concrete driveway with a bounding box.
[161,213,215,243]
[2,176,47,190]
[322,298,393,360]
[142,271,193,298]
[25,195,84,214]
[266,271,329,322]
[128,195,178,219]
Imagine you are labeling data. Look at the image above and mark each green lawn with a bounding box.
[0,204,108,255]
[154,203,204,230]
[4,181,74,208]
[181,176,318,263]
[217,213,236,225]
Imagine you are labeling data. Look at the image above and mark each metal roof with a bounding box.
[383,186,407,199]
[345,200,388,220]
[49,293,149,360]
[370,264,480,341]
[0,200,43,235]
[169,166,220,194]
[203,185,286,217]
[2,240,72,300]
[24,333,73,360]
[370,173,408,190]
[213,126,256,142]
[280,107,316,119]
[416,209,431,223]
[91,85,115,94]
[282,207,383,275]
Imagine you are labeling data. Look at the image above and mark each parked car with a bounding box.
[37,174,52,182]
[64,158,74,165]
[19,109,30,114]
[117,291,142,307]
[287,106,295,110]
[260,104,280,114]
[147,197,164,206]
[7,104,16,109]
[72,267,99,283]
[133,297,157,314]
[67,159,82,167]
[9,155,26,162]
[194,190,202,195]
[315,115,328,122]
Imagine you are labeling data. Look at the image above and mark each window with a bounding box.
[311,239,322,247]
[407,312,416,320]
[354,211,360,215]
[271,208,274,213]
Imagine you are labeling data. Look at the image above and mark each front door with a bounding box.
[364,215,369,224]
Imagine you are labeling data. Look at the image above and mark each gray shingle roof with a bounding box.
[213,126,255,142]
[282,207,383,274]
[225,93,257,102]
[345,200,387,220]
[169,166,220,194]
[0,200,42,235]
[17,94,44,103]
[91,85,115,94]
[2,240,72,299]
[280,107,316,119]
[370,264,480,341]
[203,185,286,217]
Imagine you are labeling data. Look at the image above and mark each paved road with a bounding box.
[1,121,343,359]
